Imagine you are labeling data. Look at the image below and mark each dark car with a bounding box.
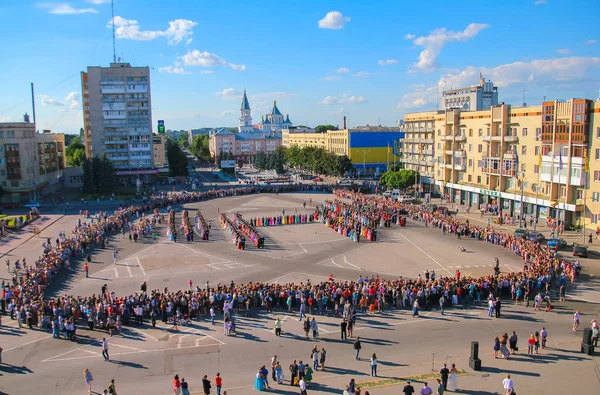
[514,228,529,238]
[527,231,545,242]
[573,245,588,258]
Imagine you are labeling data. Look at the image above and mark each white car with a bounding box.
[25,200,41,209]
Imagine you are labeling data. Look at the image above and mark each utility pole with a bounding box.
[358,149,371,178]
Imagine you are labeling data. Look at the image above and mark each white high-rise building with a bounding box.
[81,62,153,173]
[441,74,499,111]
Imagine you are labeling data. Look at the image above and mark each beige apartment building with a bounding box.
[403,98,600,227]
[0,118,65,204]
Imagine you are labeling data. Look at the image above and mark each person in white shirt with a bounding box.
[573,310,580,331]
[101,338,109,361]
[299,378,307,395]
[502,374,514,395]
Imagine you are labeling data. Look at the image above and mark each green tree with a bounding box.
[315,124,339,133]
[285,145,301,168]
[166,138,189,176]
[380,169,416,190]
[81,155,117,193]
[189,135,210,161]
[254,151,267,170]
[333,155,353,176]
[65,136,86,167]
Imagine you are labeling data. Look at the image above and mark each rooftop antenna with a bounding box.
[111,0,117,63]
[31,82,37,126]
[521,89,528,107]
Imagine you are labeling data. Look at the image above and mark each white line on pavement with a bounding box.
[207,264,222,270]
[136,256,147,277]
[343,256,363,271]
[397,233,453,275]
[330,258,342,267]
[114,267,120,278]
[126,263,133,277]
[3,335,52,352]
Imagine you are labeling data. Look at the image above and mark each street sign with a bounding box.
[158,120,165,134]
[221,160,235,168]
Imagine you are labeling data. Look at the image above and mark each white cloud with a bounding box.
[404,34,416,40]
[556,48,571,54]
[339,95,367,104]
[217,88,242,100]
[221,110,237,117]
[336,67,350,73]
[378,59,399,66]
[186,38,193,45]
[587,39,597,45]
[200,70,214,74]
[534,0,546,4]
[64,91,80,109]
[322,76,341,81]
[318,11,350,29]
[398,56,600,109]
[332,108,345,115]
[38,3,98,15]
[38,94,65,107]
[158,66,190,75]
[353,71,371,77]
[317,96,338,105]
[86,0,110,4]
[107,16,197,45]
[318,95,366,105]
[0,116,12,122]
[406,23,489,72]
[180,50,246,71]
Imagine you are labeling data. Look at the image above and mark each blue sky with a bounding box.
[1,0,599,134]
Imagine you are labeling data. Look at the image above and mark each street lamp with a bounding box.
[206,280,210,291]
[357,149,371,178]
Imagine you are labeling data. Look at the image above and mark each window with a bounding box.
[535,146,540,155]
[469,144,472,152]
[534,165,539,174]
[597,127,600,139]
[596,149,600,160]
[522,146,527,155]
[522,128,528,137]
[468,175,472,182]
[478,144,482,153]
[478,129,482,137]
[594,192,600,202]
[438,130,441,136]
[593,214,599,224]
[477,176,481,184]
[560,186,567,198]
[11,181,18,187]
[576,189,583,200]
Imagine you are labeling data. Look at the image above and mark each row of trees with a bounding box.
[188,135,211,161]
[166,137,189,176]
[251,145,352,176]
[82,156,118,193]
[65,136,86,167]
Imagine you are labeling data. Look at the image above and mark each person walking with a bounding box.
[370,353,378,377]
[354,337,362,360]
[311,317,319,338]
[173,375,181,395]
[108,379,117,395]
[402,380,415,395]
[202,375,211,395]
[215,373,222,395]
[274,317,282,336]
[495,298,502,318]
[299,377,308,395]
[319,347,327,370]
[181,378,190,395]
[540,327,548,349]
[435,378,445,395]
[84,369,94,395]
[573,310,580,331]
[527,334,535,355]
[447,363,458,391]
[439,295,445,315]
[311,346,319,370]
[270,355,278,382]
[493,337,501,358]
[289,360,298,386]
[275,362,284,384]
[502,374,514,395]
[439,364,449,389]
[509,331,518,354]
[102,338,109,361]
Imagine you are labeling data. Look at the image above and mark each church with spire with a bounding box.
[238,90,293,133]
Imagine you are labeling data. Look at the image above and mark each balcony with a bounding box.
[504,135,519,142]
[503,152,517,160]
[454,164,466,171]
[439,135,449,141]
[454,135,467,142]
[454,150,466,158]
[101,86,125,94]
[445,149,454,155]
[422,138,434,144]
[105,148,128,153]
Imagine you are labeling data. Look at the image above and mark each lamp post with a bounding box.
[206,280,210,291]
[358,149,371,179]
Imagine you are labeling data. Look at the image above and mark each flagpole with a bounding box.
[387,142,390,171]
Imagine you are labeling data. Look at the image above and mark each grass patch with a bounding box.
[356,369,468,389]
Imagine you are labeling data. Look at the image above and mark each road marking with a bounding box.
[3,335,52,352]
[330,258,342,267]
[397,233,452,275]
[177,334,189,348]
[126,263,133,277]
[136,256,147,277]
[114,267,120,278]
[465,265,471,268]
[316,244,371,266]
[455,266,461,269]
[177,243,228,263]
[207,264,222,270]
[474,265,479,268]
[343,256,363,271]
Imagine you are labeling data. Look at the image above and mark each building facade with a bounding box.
[81,62,154,179]
[441,74,499,111]
[402,98,600,227]
[0,119,65,203]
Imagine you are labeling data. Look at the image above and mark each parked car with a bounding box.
[312,177,323,182]
[527,231,545,242]
[24,200,41,209]
[547,238,568,250]
[573,245,589,258]
[514,228,529,238]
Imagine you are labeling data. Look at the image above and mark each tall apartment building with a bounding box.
[402,98,600,226]
[81,62,153,179]
[441,74,498,111]
[0,118,65,203]
[400,112,438,193]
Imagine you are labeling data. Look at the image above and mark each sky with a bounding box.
[1,0,599,134]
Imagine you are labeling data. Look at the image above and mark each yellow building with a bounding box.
[403,99,600,226]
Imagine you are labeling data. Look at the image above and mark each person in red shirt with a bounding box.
[173,374,181,395]
[215,373,222,395]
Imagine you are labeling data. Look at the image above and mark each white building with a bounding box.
[238,90,292,133]
[81,62,154,179]
[441,74,499,111]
